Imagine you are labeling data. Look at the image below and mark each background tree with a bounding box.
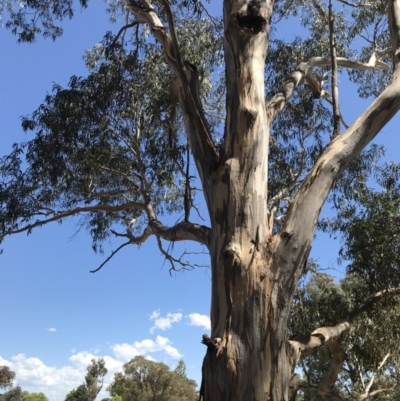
[108,356,197,401]
[0,387,22,401]
[2,0,400,400]
[85,358,107,401]
[174,360,188,379]
[64,385,89,401]
[64,358,107,401]
[22,392,48,401]
[0,367,15,390]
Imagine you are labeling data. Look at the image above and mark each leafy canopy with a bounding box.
[108,356,197,401]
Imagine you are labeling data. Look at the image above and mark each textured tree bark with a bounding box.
[199,1,298,400]
[198,1,400,399]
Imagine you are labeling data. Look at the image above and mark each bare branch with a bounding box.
[156,236,208,274]
[322,93,350,128]
[336,0,374,7]
[111,21,138,47]
[90,241,131,273]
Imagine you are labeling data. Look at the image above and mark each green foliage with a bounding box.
[65,385,88,401]
[85,358,107,401]
[22,392,48,401]
[174,360,188,379]
[1,0,88,42]
[290,272,400,401]
[0,367,15,389]
[108,356,197,401]
[64,358,107,401]
[0,0,394,255]
[322,162,400,295]
[0,387,22,401]
[0,11,222,254]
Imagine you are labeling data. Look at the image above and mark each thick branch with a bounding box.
[125,0,219,191]
[346,287,400,321]
[289,287,400,356]
[318,339,345,395]
[274,63,400,297]
[111,219,211,247]
[151,220,211,247]
[266,55,391,122]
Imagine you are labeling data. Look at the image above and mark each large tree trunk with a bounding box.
[200,1,300,399]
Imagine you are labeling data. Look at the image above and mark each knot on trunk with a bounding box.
[201,335,226,356]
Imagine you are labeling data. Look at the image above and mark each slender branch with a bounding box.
[328,0,341,137]
[184,145,191,222]
[156,236,208,274]
[299,382,397,401]
[358,387,397,401]
[337,0,373,7]
[0,202,146,240]
[298,384,346,401]
[346,287,400,321]
[111,21,138,47]
[322,93,350,128]
[90,241,131,273]
[364,351,390,394]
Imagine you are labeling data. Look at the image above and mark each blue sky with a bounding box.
[1,2,400,401]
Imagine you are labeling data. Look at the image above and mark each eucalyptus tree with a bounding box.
[85,358,108,401]
[0,367,15,390]
[2,0,400,400]
[107,356,197,401]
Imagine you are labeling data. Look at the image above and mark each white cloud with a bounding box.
[112,335,182,361]
[0,335,182,401]
[149,311,182,333]
[46,328,57,332]
[187,313,211,330]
